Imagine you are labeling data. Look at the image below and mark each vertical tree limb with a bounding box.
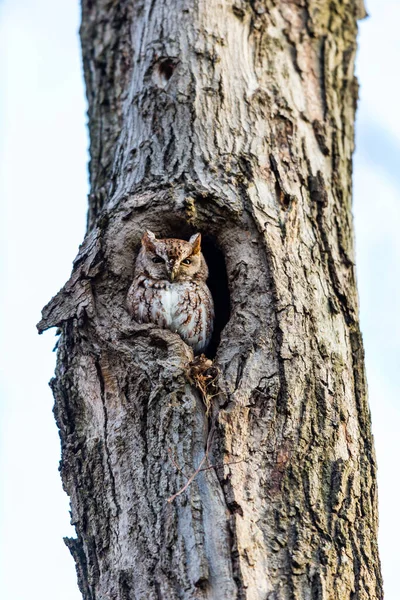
[40,1,382,598]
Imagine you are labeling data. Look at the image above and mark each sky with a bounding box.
[0,1,399,599]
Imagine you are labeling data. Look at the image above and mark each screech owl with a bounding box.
[127,231,214,354]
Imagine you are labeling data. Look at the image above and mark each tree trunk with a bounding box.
[39,1,382,598]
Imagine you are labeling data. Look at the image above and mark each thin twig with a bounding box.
[167,448,189,479]
[167,357,238,503]
[197,459,244,473]
[167,423,245,503]
[167,454,208,503]
[167,422,214,503]
[167,456,244,503]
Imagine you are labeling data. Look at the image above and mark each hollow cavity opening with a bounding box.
[201,235,230,359]
[157,59,175,83]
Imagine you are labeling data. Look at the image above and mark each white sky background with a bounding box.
[0,0,398,598]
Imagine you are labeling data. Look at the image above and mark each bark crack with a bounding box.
[94,356,122,519]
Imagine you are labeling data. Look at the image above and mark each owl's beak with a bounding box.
[169,264,179,281]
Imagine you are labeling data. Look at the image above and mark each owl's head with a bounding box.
[139,230,208,282]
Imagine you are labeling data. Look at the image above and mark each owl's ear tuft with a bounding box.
[142,230,157,251]
[189,233,201,255]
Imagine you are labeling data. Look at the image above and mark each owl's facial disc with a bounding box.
[140,231,207,282]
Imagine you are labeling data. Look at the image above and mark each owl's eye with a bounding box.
[182,258,192,265]
[152,256,164,264]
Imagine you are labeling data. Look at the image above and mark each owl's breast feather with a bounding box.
[158,283,182,330]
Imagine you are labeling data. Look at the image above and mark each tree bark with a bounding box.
[39,0,382,599]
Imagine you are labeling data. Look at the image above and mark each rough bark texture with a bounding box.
[39,1,382,598]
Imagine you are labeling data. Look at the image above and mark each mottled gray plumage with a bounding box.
[127,231,214,353]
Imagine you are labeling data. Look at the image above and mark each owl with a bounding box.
[127,230,214,354]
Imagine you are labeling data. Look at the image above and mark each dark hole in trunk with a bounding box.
[158,59,175,82]
[201,235,230,359]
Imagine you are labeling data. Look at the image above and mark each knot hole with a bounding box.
[156,58,177,87]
